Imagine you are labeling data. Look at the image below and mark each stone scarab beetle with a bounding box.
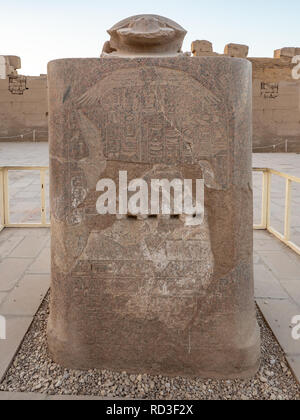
[102,14,187,57]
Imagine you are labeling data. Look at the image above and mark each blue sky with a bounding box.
[1,0,300,75]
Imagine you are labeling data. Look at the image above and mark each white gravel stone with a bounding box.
[0,293,299,400]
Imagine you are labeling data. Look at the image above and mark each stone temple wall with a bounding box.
[1,48,300,151]
[193,43,300,153]
[250,57,300,152]
[0,56,48,142]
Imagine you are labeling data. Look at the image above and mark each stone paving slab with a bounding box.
[0,391,122,400]
[0,274,50,316]
[258,250,300,281]
[27,248,50,274]
[0,228,51,384]
[0,258,34,291]
[0,143,49,167]
[0,391,46,400]
[279,279,300,305]
[0,316,33,382]
[0,233,25,259]
[254,229,300,385]
[256,298,300,355]
[254,264,289,299]
[9,235,49,259]
[254,238,291,252]
[286,356,300,383]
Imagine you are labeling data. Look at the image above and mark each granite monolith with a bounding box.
[47,15,260,379]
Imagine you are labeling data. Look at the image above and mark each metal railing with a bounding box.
[254,168,300,256]
[0,166,50,232]
[0,130,48,141]
[253,139,295,152]
[0,166,300,257]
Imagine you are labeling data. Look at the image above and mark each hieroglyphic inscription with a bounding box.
[72,260,209,278]
[260,82,279,99]
[71,259,211,297]
[78,66,231,187]
[9,76,27,95]
[67,168,87,225]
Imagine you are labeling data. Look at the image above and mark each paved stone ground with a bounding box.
[254,229,300,381]
[0,143,49,167]
[253,154,300,385]
[0,144,299,398]
[1,298,299,400]
[0,228,50,382]
[0,391,116,400]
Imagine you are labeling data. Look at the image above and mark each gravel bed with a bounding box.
[0,293,299,400]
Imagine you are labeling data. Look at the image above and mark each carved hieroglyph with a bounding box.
[47,20,260,378]
[77,66,228,190]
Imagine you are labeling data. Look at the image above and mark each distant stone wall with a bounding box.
[250,57,300,152]
[1,50,300,151]
[0,56,48,142]
[193,42,300,152]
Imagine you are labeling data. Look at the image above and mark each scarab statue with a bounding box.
[102,14,187,57]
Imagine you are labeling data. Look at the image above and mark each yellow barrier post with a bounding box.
[0,166,299,258]
[40,169,46,226]
[284,178,292,242]
[253,168,270,230]
[3,168,9,226]
[0,169,5,232]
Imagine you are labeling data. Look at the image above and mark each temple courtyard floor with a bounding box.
[0,142,299,399]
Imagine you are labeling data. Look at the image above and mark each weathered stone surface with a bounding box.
[102,15,187,57]
[0,55,48,141]
[0,56,21,78]
[0,258,34,291]
[250,58,300,152]
[6,56,21,74]
[0,274,50,316]
[47,50,260,378]
[274,47,300,59]
[224,43,249,58]
[0,316,33,382]
[2,38,300,151]
[191,40,217,56]
[256,299,300,356]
